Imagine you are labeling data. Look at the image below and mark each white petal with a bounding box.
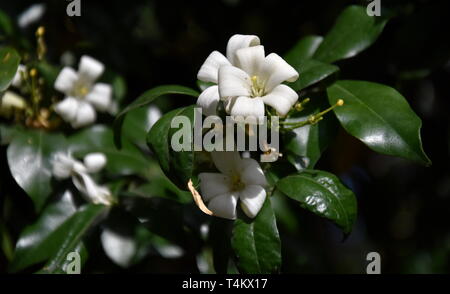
[207,192,239,220]
[17,3,46,28]
[226,34,260,66]
[101,228,136,268]
[72,172,112,205]
[218,65,251,98]
[1,91,26,109]
[54,67,78,94]
[199,172,231,201]
[54,96,79,122]
[211,151,241,176]
[197,51,231,83]
[197,85,220,116]
[71,101,96,128]
[235,45,265,76]
[239,185,266,218]
[52,153,76,179]
[262,84,298,116]
[12,65,26,87]
[78,55,104,83]
[85,83,112,111]
[84,153,107,173]
[260,53,299,92]
[229,96,265,121]
[239,158,267,187]
[147,105,162,131]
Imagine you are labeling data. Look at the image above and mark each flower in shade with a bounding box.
[52,152,113,205]
[54,55,113,128]
[198,151,267,220]
[197,34,299,119]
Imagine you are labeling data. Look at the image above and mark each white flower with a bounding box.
[52,152,113,205]
[12,65,27,88]
[198,151,267,220]
[197,34,299,119]
[54,55,113,128]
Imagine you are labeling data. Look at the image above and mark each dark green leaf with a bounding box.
[208,218,233,274]
[231,197,281,274]
[147,105,196,190]
[0,10,14,37]
[314,5,388,63]
[284,35,323,64]
[7,130,67,212]
[284,93,338,168]
[290,59,339,91]
[113,85,199,148]
[327,80,431,165]
[0,47,20,92]
[68,125,150,176]
[276,169,357,234]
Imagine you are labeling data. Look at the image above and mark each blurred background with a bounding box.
[1,0,449,273]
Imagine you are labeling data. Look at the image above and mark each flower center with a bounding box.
[250,75,265,98]
[230,173,246,191]
[71,80,91,98]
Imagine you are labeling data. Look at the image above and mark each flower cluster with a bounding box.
[52,152,113,205]
[195,34,299,219]
[54,55,114,128]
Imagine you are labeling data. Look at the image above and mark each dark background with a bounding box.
[1,0,449,273]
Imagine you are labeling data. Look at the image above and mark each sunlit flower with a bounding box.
[54,55,113,128]
[198,151,267,220]
[52,152,113,205]
[197,34,299,119]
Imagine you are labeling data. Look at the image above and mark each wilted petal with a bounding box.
[84,152,107,173]
[239,185,266,218]
[54,96,79,122]
[218,65,251,98]
[226,34,260,66]
[229,96,265,121]
[197,51,231,83]
[12,65,26,87]
[260,53,299,92]
[71,101,96,128]
[262,84,298,116]
[235,45,265,76]
[54,67,78,94]
[197,85,220,116]
[207,192,239,220]
[211,151,241,176]
[239,158,267,187]
[78,55,104,83]
[199,172,231,201]
[85,83,112,112]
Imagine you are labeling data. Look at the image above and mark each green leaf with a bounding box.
[0,47,20,92]
[7,130,67,212]
[231,197,281,274]
[10,191,78,272]
[327,80,431,165]
[276,169,357,234]
[68,125,150,176]
[313,5,388,63]
[284,35,323,63]
[121,105,157,148]
[39,204,108,274]
[290,59,339,91]
[0,9,14,37]
[113,85,199,148]
[208,218,233,274]
[147,105,196,190]
[284,93,338,168]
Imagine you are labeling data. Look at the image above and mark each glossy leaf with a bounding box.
[147,105,196,190]
[113,85,199,148]
[0,47,20,92]
[9,191,78,272]
[313,5,388,63]
[231,197,281,274]
[7,130,67,212]
[276,169,357,234]
[327,80,431,165]
[68,125,150,176]
[284,35,324,63]
[290,59,339,91]
[284,93,338,168]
